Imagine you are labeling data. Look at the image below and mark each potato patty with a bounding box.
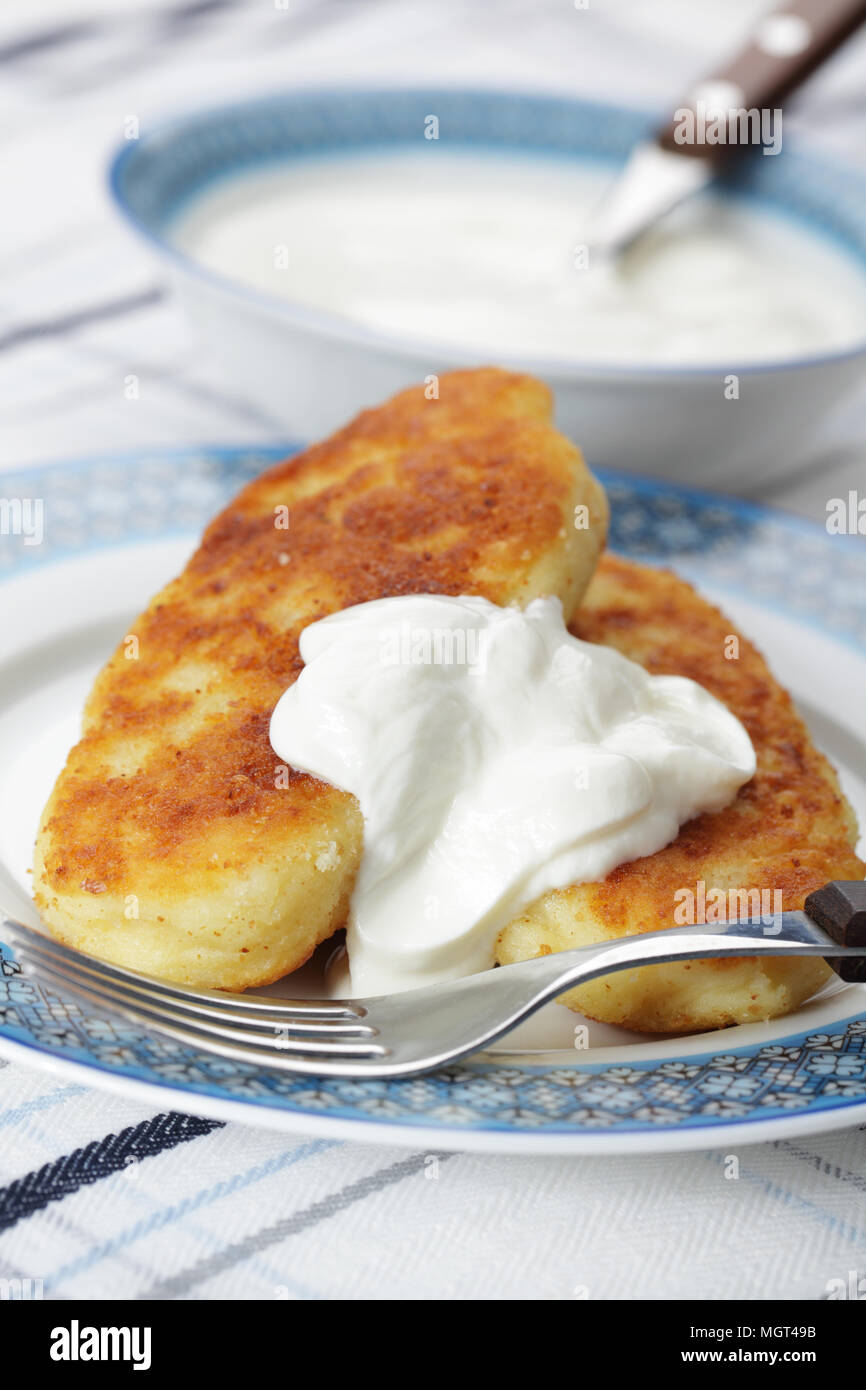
[34,368,608,989]
[495,553,864,1033]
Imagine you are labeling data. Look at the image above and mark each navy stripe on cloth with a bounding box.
[0,22,98,65]
[0,1112,223,1233]
[0,288,166,354]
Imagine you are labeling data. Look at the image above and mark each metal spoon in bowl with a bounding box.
[587,0,866,259]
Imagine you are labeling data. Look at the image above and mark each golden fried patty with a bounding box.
[34,368,608,989]
[495,553,865,1033]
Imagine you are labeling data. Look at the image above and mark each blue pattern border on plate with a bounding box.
[1,445,865,1138]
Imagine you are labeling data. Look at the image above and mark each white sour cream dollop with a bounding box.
[269,594,756,995]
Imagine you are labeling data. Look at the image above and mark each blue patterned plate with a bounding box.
[1,447,865,1153]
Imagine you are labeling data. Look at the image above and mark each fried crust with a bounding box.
[495,553,864,1033]
[34,368,608,988]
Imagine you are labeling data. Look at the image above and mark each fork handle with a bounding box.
[805,881,866,981]
[497,901,866,1026]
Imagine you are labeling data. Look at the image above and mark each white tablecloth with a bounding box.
[1,0,866,1300]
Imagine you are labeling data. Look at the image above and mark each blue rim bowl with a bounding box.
[108,86,866,381]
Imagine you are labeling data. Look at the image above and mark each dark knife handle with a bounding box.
[658,0,866,157]
[806,880,866,981]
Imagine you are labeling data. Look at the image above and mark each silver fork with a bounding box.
[3,882,865,1078]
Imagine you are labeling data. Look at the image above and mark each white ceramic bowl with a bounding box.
[109,88,866,489]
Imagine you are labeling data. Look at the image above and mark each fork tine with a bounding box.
[23,954,389,1076]
[14,931,376,1038]
[14,946,387,1062]
[3,918,366,1018]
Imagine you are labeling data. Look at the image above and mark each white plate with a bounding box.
[1,447,865,1153]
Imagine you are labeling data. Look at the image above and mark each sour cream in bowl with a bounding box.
[109,88,866,488]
